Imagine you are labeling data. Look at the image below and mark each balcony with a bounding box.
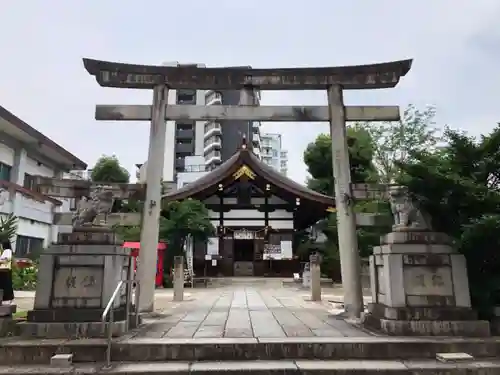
[204,136,222,153]
[175,142,194,154]
[252,132,261,145]
[253,147,261,159]
[17,195,53,224]
[176,128,194,140]
[177,89,197,104]
[205,150,221,166]
[204,121,222,138]
[205,91,222,105]
[182,164,208,173]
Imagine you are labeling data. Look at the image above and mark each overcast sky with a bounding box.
[1,1,499,183]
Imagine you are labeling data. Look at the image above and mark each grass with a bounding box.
[12,310,27,320]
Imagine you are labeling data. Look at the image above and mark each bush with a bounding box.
[12,263,38,291]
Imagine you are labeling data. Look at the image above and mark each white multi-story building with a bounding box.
[64,168,92,180]
[0,105,87,256]
[261,133,288,175]
[176,155,209,189]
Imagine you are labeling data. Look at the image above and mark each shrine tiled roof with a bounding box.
[162,145,335,207]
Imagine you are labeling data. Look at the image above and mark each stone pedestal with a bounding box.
[310,254,321,302]
[491,307,500,335]
[362,230,490,336]
[0,290,17,336]
[173,256,184,302]
[19,227,133,338]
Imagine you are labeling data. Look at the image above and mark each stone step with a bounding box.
[2,337,500,365]
[2,359,500,374]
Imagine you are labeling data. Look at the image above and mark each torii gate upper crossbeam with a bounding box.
[83,58,412,90]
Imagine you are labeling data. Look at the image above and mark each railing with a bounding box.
[182,164,209,173]
[101,255,140,369]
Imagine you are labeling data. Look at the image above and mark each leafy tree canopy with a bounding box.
[399,125,500,316]
[303,127,377,195]
[90,155,130,183]
[159,199,215,279]
[0,213,18,244]
[302,127,389,278]
[355,104,441,184]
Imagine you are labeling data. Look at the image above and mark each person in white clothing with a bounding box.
[0,241,14,302]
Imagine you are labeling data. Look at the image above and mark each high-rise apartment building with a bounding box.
[161,62,207,182]
[138,63,263,183]
[204,87,262,170]
[261,133,288,176]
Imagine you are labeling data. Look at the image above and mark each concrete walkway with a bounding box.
[128,286,372,339]
[13,283,373,339]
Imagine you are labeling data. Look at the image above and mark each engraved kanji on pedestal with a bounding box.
[18,178,144,338]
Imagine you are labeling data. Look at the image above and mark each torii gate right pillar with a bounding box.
[327,85,363,316]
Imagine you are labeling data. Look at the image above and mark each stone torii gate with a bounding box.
[83,58,412,317]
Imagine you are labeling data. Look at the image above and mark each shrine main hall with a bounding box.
[162,142,335,278]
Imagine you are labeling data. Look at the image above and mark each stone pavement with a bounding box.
[128,286,372,339]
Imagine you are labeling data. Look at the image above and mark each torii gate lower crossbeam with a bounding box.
[83,59,412,318]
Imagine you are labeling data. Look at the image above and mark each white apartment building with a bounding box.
[261,133,288,175]
[0,106,87,256]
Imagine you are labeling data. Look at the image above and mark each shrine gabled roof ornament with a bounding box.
[233,165,256,180]
[163,146,335,207]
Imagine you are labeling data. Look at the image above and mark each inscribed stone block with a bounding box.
[403,266,453,296]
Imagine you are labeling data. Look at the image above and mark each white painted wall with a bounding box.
[207,208,293,230]
[163,89,177,183]
[176,155,208,189]
[0,141,73,252]
[0,144,14,166]
[195,89,207,156]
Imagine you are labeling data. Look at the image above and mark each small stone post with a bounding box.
[310,253,321,302]
[173,256,184,302]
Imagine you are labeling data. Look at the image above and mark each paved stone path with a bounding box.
[129,286,371,339]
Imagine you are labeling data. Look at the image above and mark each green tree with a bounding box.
[355,104,441,184]
[399,125,500,317]
[303,127,377,195]
[159,199,215,283]
[90,155,137,213]
[113,225,141,242]
[303,129,389,280]
[90,155,130,183]
[0,213,18,243]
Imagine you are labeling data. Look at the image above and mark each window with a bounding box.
[15,235,44,257]
[177,89,196,104]
[0,163,12,181]
[23,173,36,190]
[272,150,278,157]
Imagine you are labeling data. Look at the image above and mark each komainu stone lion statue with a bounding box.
[388,185,432,231]
[72,186,115,227]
